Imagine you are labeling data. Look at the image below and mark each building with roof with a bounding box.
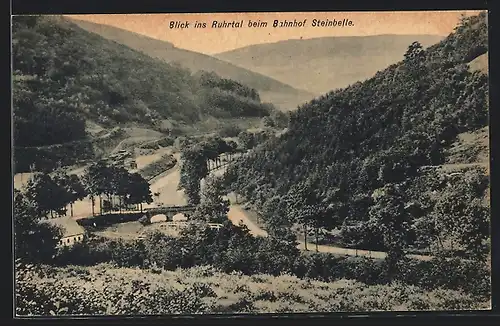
[44,217,86,247]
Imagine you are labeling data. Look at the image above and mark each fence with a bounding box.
[144,205,197,216]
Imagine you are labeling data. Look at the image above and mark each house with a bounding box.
[44,217,86,247]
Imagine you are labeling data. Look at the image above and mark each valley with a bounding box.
[13,11,491,316]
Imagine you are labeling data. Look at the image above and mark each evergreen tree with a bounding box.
[368,184,411,275]
[194,175,230,223]
[14,190,63,263]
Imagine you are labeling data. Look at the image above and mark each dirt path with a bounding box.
[144,153,187,208]
[227,205,268,237]
[213,165,432,261]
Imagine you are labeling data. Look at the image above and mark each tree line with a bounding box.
[12,16,278,148]
[179,136,238,205]
[51,219,489,300]
[12,15,283,174]
[179,131,277,206]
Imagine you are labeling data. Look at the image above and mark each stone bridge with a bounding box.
[144,205,197,220]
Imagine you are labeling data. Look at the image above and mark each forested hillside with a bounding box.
[215,34,444,95]
[68,18,315,110]
[12,15,277,171]
[225,13,489,259]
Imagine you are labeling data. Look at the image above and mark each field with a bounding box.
[134,147,172,171]
[18,263,489,315]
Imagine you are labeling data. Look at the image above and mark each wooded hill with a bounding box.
[215,34,444,95]
[68,18,315,111]
[225,12,489,259]
[12,16,280,171]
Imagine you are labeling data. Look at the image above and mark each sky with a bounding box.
[66,11,483,55]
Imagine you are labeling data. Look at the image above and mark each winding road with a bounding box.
[210,164,433,261]
[16,149,432,261]
[225,202,432,261]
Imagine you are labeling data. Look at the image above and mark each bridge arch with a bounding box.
[144,205,196,221]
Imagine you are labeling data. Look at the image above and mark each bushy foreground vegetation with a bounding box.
[137,153,177,181]
[179,130,276,205]
[16,260,489,316]
[51,220,489,298]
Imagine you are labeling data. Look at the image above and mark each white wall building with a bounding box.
[45,217,86,247]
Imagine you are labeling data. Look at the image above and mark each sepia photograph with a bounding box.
[12,10,490,316]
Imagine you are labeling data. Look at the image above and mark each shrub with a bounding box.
[157,136,175,147]
[143,231,185,270]
[54,236,145,267]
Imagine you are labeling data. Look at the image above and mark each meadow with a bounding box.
[16,262,489,316]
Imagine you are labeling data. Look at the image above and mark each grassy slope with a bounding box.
[214,35,444,95]
[68,18,315,111]
[443,127,489,167]
[468,52,488,74]
[24,263,489,314]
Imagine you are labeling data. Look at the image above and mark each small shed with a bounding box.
[44,217,86,247]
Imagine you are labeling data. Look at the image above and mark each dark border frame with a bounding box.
[10,0,490,14]
[6,0,499,324]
